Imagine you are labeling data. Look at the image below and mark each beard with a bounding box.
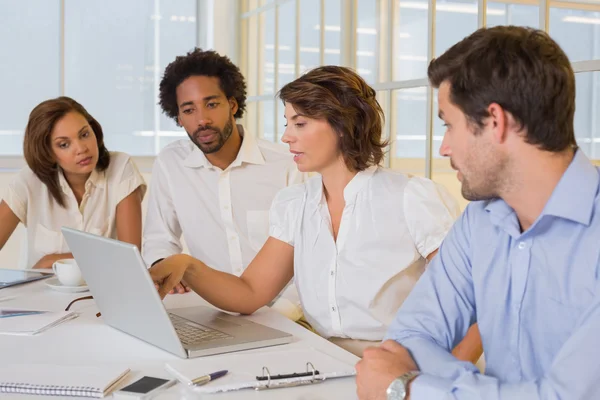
[452,141,507,202]
[460,176,496,201]
[457,157,507,202]
[188,118,234,154]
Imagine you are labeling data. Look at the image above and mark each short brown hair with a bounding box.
[278,66,387,171]
[23,97,110,208]
[428,26,576,152]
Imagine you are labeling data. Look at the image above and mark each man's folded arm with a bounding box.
[409,295,600,400]
[385,206,479,380]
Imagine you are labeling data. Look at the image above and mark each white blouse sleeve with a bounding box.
[114,156,147,205]
[268,184,306,247]
[3,168,32,225]
[403,176,461,258]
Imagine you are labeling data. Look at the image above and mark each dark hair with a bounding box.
[23,96,110,208]
[159,48,247,122]
[278,65,387,171]
[428,26,576,152]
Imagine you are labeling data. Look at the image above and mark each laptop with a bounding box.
[0,269,52,289]
[61,227,293,358]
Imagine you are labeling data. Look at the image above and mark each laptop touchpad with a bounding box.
[208,317,242,329]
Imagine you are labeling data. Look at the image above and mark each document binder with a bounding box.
[254,361,354,391]
[165,346,356,394]
[256,362,319,381]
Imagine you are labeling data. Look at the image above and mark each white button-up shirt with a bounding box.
[2,152,146,268]
[269,166,460,340]
[142,126,306,316]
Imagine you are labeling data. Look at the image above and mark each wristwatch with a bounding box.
[386,371,421,400]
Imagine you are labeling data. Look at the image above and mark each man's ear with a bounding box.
[229,98,239,116]
[488,103,508,144]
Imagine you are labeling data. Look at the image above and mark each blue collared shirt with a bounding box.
[386,150,600,400]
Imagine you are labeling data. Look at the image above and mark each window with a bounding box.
[298,0,321,74]
[550,2,600,160]
[574,72,600,158]
[394,0,429,81]
[241,0,343,143]
[0,0,198,157]
[550,4,600,62]
[239,0,600,210]
[435,0,479,57]
[487,2,539,28]
[0,1,60,155]
[356,0,379,83]
[392,87,428,175]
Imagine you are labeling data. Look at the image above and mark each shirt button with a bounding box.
[331,307,336,312]
[330,271,334,276]
[518,242,526,250]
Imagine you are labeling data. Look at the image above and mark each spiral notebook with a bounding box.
[0,364,130,398]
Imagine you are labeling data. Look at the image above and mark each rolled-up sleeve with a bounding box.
[4,169,31,225]
[115,157,147,205]
[142,157,183,266]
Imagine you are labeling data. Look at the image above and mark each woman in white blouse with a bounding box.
[0,97,146,269]
[150,66,481,359]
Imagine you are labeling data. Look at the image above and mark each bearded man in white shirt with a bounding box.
[143,48,305,320]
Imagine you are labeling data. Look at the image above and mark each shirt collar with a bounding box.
[230,125,266,168]
[310,165,379,205]
[59,167,105,193]
[343,165,378,204]
[183,124,266,169]
[485,148,599,229]
[542,149,598,225]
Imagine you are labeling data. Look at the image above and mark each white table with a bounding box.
[0,279,360,399]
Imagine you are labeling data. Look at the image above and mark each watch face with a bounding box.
[386,379,407,400]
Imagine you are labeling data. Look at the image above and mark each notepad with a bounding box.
[165,346,356,393]
[0,365,130,398]
[0,308,78,335]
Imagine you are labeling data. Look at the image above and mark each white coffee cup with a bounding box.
[52,259,86,287]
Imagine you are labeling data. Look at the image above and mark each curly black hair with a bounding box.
[159,48,247,122]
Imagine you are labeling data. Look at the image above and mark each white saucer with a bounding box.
[44,277,89,293]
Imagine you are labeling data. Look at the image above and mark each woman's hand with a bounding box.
[168,281,191,295]
[149,254,192,299]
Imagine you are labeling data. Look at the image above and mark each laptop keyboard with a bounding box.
[169,313,232,346]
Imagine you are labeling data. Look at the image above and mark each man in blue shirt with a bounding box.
[356,26,600,400]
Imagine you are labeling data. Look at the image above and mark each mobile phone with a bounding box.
[113,376,176,399]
